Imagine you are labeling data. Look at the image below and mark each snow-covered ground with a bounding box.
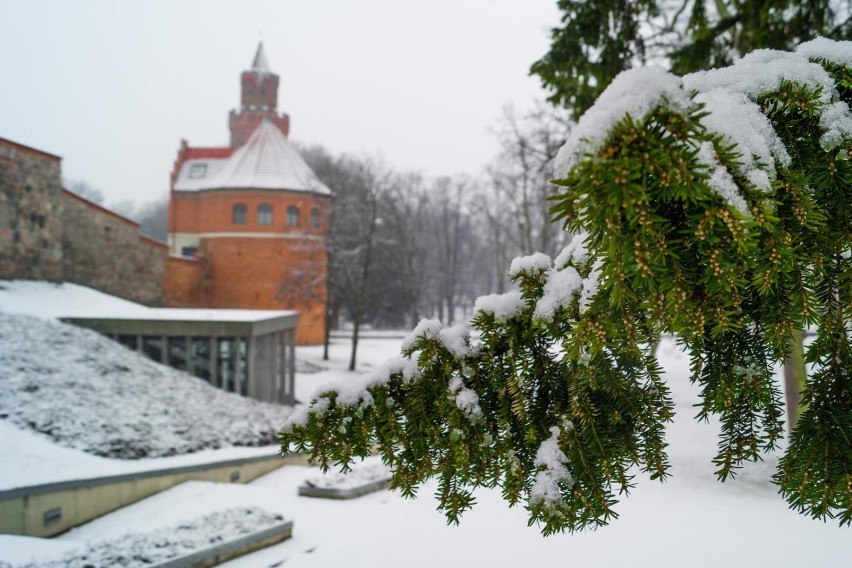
[215,336,852,568]
[1,281,849,566]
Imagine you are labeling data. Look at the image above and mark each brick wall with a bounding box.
[170,189,329,235]
[240,71,280,112]
[168,188,330,343]
[0,138,64,281]
[164,255,206,307]
[229,112,290,147]
[197,236,326,344]
[62,191,167,305]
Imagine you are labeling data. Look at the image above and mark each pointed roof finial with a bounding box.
[252,42,270,73]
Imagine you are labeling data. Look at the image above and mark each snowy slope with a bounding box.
[0,314,291,459]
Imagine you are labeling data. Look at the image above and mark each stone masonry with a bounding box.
[62,191,166,306]
[0,136,167,306]
[0,138,64,281]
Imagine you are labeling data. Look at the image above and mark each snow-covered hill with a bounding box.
[0,314,291,459]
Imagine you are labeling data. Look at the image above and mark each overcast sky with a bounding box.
[1,0,561,207]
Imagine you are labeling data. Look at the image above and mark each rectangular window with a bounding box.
[287,206,299,227]
[258,204,273,225]
[233,204,247,225]
[218,338,236,392]
[142,336,165,362]
[238,338,248,396]
[181,246,198,257]
[191,338,211,382]
[167,337,188,370]
[116,335,138,351]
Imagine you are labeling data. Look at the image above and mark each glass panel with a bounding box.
[238,338,248,396]
[258,204,273,225]
[287,206,299,227]
[142,336,165,362]
[191,338,211,382]
[218,337,236,392]
[167,337,188,370]
[310,208,319,228]
[189,163,207,179]
[116,335,138,351]
[233,204,247,225]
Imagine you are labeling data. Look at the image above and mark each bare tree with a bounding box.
[63,178,104,204]
[484,103,573,258]
[134,196,169,242]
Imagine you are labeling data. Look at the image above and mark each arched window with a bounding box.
[232,203,247,225]
[310,208,319,229]
[258,203,273,225]
[287,205,299,227]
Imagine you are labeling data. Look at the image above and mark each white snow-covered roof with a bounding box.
[0,280,296,322]
[74,308,297,323]
[173,121,332,195]
[172,158,230,192]
[252,42,270,73]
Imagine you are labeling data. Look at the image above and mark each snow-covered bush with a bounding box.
[281,40,852,534]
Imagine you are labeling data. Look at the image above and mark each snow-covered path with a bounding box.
[217,335,851,568]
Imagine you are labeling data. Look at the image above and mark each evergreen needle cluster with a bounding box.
[281,40,852,534]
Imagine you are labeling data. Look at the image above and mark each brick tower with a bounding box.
[229,42,291,146]
[165,44,332,345]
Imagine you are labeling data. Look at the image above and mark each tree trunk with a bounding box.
[348,196,378,371]
[323,296,332,361]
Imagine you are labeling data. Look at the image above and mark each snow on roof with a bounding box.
[173,121,332,195]
[0,280,296,322]
[172,157,231,191]
[0,280,150,319]
[74,308,297,323]
[252,41,270,73]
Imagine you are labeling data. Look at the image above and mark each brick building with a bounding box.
[165,43,332,344]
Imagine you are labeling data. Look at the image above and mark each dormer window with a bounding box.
[188,163,207,179]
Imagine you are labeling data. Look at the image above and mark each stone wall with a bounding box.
[0,138,64,281]
[61,191,167,306]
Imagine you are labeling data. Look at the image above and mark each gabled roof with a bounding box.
[173,121,331,195]
[252,42,270,73]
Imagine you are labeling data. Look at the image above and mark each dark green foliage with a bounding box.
[282,46,852,533]
[530,0,660,120]
[532,0,851,119]
[282,254,675,534]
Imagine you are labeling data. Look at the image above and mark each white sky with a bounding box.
[0,0,561,207]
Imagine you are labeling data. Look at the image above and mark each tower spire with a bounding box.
[230,42,289,146]
[252,42,270,73]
